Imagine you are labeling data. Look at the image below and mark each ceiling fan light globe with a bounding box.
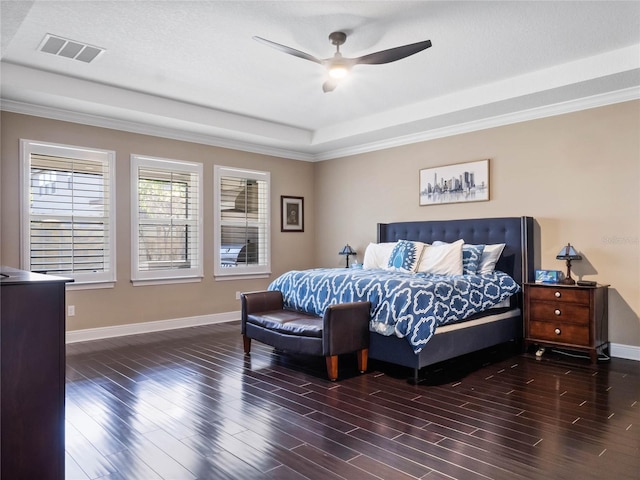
[329,65,349,79]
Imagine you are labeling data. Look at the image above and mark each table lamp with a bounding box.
[556,243,582,285]
[339,244,356,268]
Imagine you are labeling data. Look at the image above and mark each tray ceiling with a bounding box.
[1,1,639,160]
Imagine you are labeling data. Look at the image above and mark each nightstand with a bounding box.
[524,283,609,363]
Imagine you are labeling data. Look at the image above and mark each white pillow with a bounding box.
[477,243,506,274]
[417,239,464,275]
[363,242,397,270]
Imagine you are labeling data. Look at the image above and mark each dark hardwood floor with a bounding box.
[65,321,639,480]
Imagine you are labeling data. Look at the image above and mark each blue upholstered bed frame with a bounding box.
[371,216,536,380]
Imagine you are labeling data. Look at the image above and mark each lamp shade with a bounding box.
[339,244,356,256]
[556,243,582,261]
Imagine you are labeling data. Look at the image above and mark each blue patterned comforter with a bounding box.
[268,268,520,353]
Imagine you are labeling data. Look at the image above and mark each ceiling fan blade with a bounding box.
[322,79,339,93]
[252,36,322,64]
[354,39,432,65]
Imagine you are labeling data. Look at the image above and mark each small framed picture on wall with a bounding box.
[281,196,304,232]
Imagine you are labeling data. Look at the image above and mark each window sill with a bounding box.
[131,277,203,287]
[67,281,115,291]
[214,272,271,281]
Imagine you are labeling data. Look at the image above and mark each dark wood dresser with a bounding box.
[524,282,609,363]
[1,266,72,480]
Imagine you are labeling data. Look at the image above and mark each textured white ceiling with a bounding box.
[1,1,639,160]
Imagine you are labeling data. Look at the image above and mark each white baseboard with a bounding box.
[610,343,640,361]
[66,316,640,362]
[65,311,239,344]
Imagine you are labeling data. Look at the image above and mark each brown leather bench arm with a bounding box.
[323,301,371,356]
[241,290,284,334]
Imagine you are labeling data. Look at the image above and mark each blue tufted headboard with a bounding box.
[377,216,535,285]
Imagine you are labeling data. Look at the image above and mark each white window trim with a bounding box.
[214,165,271,279]
[20,139,116,287]
[131,154,203,285]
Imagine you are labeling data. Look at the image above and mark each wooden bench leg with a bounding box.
[325,355,338,381]
[243,335,251,355]
[357,348,368,373]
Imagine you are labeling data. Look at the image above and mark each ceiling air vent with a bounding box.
[38,34,104,63]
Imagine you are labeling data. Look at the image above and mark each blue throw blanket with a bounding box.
[268,268,520,353]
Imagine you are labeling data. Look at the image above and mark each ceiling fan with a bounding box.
[253,32,432,93]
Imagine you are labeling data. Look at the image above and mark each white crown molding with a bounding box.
[314,86,640,161]
[0,99,317,162]
[2,86,639,163]
[65,311,239,344]
[312,44,640,146]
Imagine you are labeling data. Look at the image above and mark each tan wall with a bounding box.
[2,103,639,348]
[1,112,316,330]
[314,101,640,347]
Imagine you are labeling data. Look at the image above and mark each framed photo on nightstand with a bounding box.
[535,269,565,283]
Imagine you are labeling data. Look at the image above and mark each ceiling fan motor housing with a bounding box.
[329,32,347,46]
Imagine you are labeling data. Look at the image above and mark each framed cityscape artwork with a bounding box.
[419,159,489,206]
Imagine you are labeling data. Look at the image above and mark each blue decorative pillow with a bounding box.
[387,240,425,273]
[462,244,485,274]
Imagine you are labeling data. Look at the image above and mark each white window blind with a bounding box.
[214,166,270,278]
[21,140,116,285]
[131,155,203,283]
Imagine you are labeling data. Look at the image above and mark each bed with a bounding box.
[371,216,535,380]
[270,216,536,381]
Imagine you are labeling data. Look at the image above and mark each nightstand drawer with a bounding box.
[528,320,590,346]
[528,302,590,325]
[527,287,589,304]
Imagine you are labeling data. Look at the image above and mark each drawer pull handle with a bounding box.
[555,328,561,335]
[554,309,561,316]
[554,291,561,298]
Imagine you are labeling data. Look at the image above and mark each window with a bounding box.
[131,155,203,284]
[21,139,116,286]
[214,166,270,278]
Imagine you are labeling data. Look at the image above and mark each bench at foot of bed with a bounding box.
[241,290,370,381]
